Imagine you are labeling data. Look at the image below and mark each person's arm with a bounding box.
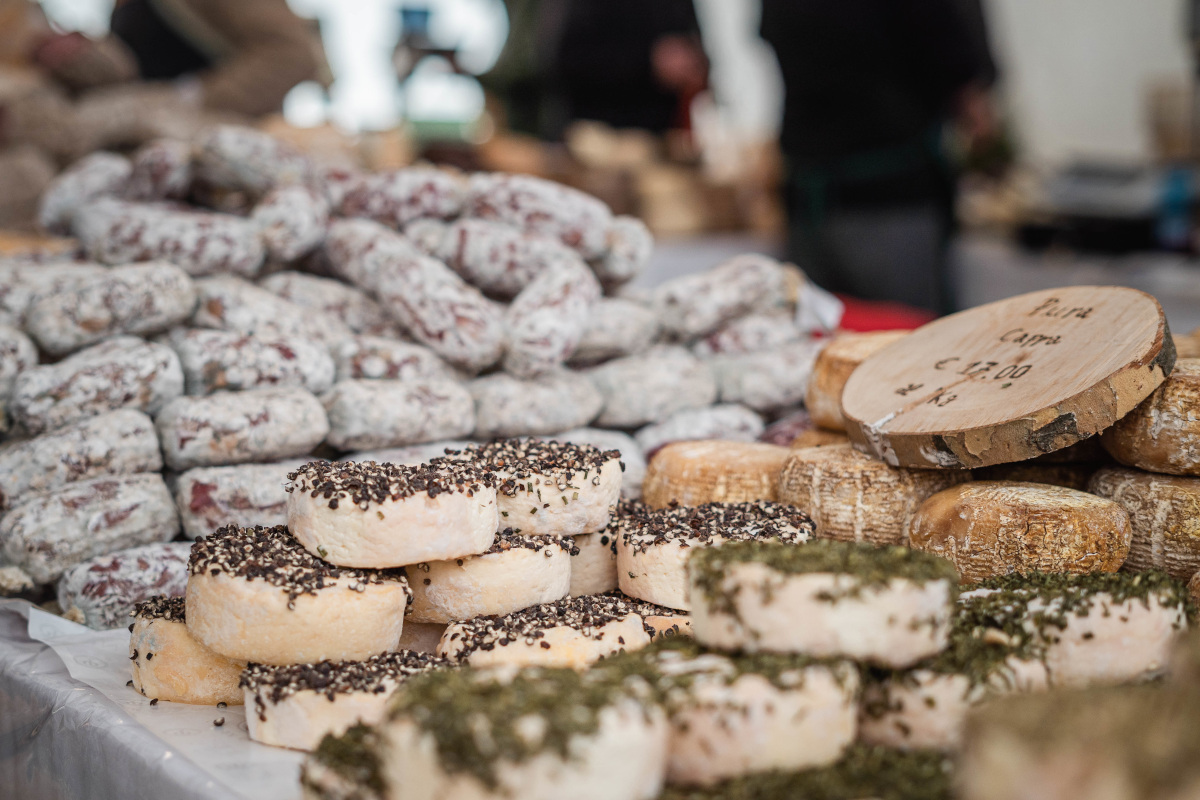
[177,0,326,117]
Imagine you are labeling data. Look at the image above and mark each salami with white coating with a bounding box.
[652,254,787,340]
[155,387,329,470]
[0,409,162,510]
[0,261,108,329]
[333,336,456,382]
[26,261,197,356]
[569,298,659,366]
[470,371,603,438]
[322,378,475,450]
[10,336,183,435]
[464,172,613,259]
[38,151,131,234]
[193,125,314,196]
[504,257,600,377]
[338,167,465,227]
[56,541,191,630]
[251,184,330,262]
[586,345,717,428]
[436,218,580,299]
[593,215,653,289]
[258,271,397,336]
[126,139,192,201]
[74,198,266,278]
[0,473,180,585]
[175,459,309,539]
[169,328,335,395]
[191,275,352,351]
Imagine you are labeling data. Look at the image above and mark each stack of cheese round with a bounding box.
[777,444,970,546]
[641,440,792,509]
[617,500,815,611]
[129,595,244,706]
[599,638,860,786]
[454,438,624,596]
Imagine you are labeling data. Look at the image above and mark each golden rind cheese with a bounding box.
[1102,359,1200,476]
[805,330,908,432]
[642,440,791,509]
[777,444,970,546]
[1088,466,1200,580]
[908,481,1132,583]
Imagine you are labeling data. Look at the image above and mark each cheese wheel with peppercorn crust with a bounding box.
[185,525,412,665]
[455,439,622,537]
[618,500,814,611]
[129,596,245,706]
[286,459,499,568]
[242,650,450,751]
[437,594,652,669]
[406,530,574,624]
[908,482,1132,584]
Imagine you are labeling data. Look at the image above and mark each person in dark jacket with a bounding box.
[761,0,998,313]
[552,0,707,137]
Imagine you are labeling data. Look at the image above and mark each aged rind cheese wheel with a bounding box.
[789,429,850,449]
[806,330,908,432]
[908,482,1132,583]
[1102,359,1200,476]
[841,286,1174,469]
[1088,466,1200,580]
[642,439,791,509]
[777,444,970,546]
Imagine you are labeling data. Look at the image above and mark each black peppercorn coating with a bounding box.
[132,595,187,623]
[443,594,644,659]
[286,459,496,510]
[452,439,622,497]
[621,500,815,555]
[241,649,451,705]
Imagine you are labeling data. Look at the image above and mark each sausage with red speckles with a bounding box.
[0,261,108,329]
[127,139,192,201]
[251,184,330,262]
[338,167,465,228]
[38,151,131,234]
[436,218,580,299]
[174,459,310,540]
[74,198,266,278]
[155,387,329,470]
[322,378,475,450]
[333,336,456,383]
[503,257,601,378]
[26,261,197,356]
[593,215,653,289]
[193,125,314,196]
[169,328,335,396]
[191,275,352,352]
[463,173,613,259]
[10,336,184,435]
[0,473,180,585]
[56,541,192,630]
[258,271,398,337]
[0,409,162,511]
[469,371,603,438]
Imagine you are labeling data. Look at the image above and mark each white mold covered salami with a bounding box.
[176,459,309,539]
[193,125,314,196]
[504,257,601,377]
[74,198,266,278]
[156,387,329,470]
[0,473,180,585]
[56,541,191,629]
[0,325,35,402]
[338,167,465,228]
[252,184,331,262]
[464,172,614,259]
[470,371,604,438]
[191,275,353,351]
[126,138,192,201]
[594,215,653,289]
[10,336,184,435]
[258,271,398,336]
[324,220,505,372]
[0,409,162,510]
[569,298,660,366]
[634,404,764,455]
[652,254,787,341]
[169,328,335,396]
[347,440,475,467]
[436,218,579,299]
[38,151,131,234]
[333,336,456,383]
[404,218,449,255]
[707,340,824,413]
[691,311,803,358]
[26,261,197,356]
[0,261,108,329]
[322,378,475,450]
[586,345,717,429]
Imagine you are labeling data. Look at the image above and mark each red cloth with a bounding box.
[835,294,936,332]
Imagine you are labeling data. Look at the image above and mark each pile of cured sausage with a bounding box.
[0,124,822,628]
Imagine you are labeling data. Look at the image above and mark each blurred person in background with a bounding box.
[761,0,998,314]
[485,0,707,141]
